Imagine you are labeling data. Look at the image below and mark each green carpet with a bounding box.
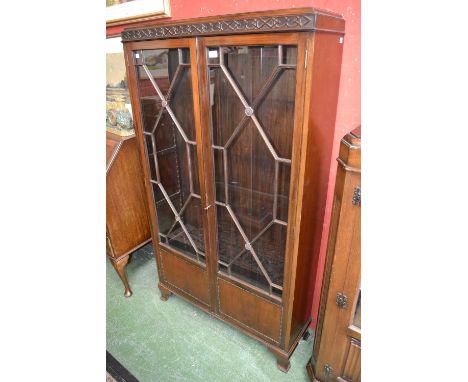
[106,244,314,381]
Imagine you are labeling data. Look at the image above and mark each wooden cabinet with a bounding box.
[122,8,345,371]
[306,128,361,381]
[106,132,152,297]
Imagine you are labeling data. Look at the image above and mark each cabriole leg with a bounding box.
[111,256,132,297]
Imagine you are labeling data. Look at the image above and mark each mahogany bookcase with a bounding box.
[122,8,345,371]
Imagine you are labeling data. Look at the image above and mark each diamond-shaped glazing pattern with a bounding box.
[136,48,205,264]
[209,45,297,297]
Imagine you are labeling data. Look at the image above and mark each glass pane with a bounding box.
[209,44,298,297]
[227,119,275,240]
[135,48,205,264]
[223,45,277,104]
[216,206,247,267]
[256,68,296,159]
[209,66,245,147]
[353,289,361,328]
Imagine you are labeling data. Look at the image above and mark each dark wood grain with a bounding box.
[159,249,210,305]
[106,132,152,296]
[285,29,345,349]
[279,32,308,349]
[107,133,151,256]
[122,8,345,42]
[190,37,220,312]
[218,278,282,343]
[306,128,361,382]
[122,9,345,372]
[203,34,301,298]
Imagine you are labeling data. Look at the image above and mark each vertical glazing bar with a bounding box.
[178,48,183,64]
[186,143,194,194]
[273,161,279,220]
[278,45,283,65]
[227,260,232,276]
[151,108,164,134]
[219,47,224,65]
[150,134,161,183]
[223,148,229,203]
[260,46,263,71]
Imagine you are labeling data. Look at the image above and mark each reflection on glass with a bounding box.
[135,48,205,264]
[353,289,361,328]
[208,45,298,297]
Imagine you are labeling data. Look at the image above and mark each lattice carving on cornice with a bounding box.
[122,14,316,41]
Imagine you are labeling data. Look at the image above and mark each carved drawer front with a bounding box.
[338,339,361,382]
[218,278,282,344]
[159,249,210,306]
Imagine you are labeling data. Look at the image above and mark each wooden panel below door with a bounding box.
[217,278,282,344]
[159,249,210,306]
[339,339,361,382]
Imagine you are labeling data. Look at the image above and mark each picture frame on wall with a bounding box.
[106,0,171,27]
[106,37,134,136]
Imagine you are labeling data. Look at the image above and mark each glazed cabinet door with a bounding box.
[125,39,213,307]
[200,34,305,301]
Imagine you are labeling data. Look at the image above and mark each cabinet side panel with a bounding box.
[106,138,151,256]
[288,31,344,345]
[315,187,360,380]
[312,183,343,363]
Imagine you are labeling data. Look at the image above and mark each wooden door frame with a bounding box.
[124,34,311,349]
[123,38,215,311]
[194,33,308,342]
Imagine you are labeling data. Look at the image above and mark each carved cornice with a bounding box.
[122,14,318,42]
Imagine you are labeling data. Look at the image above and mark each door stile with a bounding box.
[191,37,220,313]
[123,44,164,282]
[278,33,308,349]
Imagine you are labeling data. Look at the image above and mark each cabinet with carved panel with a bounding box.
[122,8,345,372]
[306,128,361,381]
